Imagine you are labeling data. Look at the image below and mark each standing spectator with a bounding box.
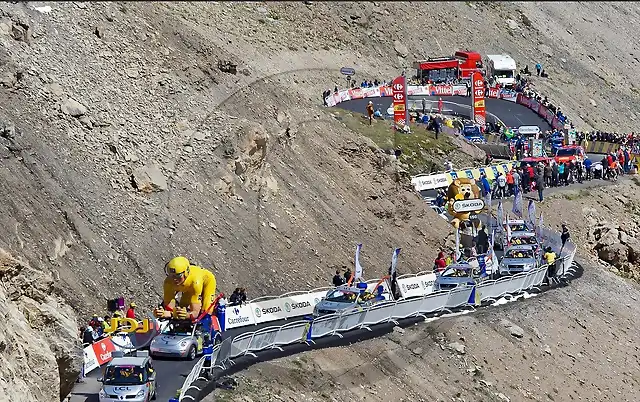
[433,251,447,273]
[552,161,559,187]
[536,63,542,76]
[512,168,521,195]
[343,268,352,284]
[544,162,552,187]
[332,270,345,287]
[366,101,374,125]
[536,173,545,202]
[560,223,571,253]
[126,302,136,320]
[521,165,530,193]
[479,172,491,197]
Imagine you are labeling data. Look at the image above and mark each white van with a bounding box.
[486,55,517,87]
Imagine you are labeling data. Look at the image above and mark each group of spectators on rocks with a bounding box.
[81,302,138,345]
[576,131,640,152]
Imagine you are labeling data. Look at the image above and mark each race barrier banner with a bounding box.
[411,161,517,191]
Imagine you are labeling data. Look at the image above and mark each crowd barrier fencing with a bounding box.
[411,161,518,192]
[224,278,393,329]
[179,245,576,401]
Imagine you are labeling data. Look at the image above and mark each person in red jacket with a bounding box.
[126,302,136,320]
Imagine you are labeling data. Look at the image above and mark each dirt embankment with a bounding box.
[1,1,640,401]
[207,179,640,402]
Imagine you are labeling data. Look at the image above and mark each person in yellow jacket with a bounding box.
[154,256,217,321]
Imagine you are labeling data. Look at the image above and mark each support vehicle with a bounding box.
[554,145,586,164]
[149,319,221,360]
[498,244,540,276]
[485,55,517,87]
[98,351,157,402]
[313,283,389,317]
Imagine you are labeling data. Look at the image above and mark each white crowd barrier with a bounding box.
[225,278,393,330]
[178,228,578,401]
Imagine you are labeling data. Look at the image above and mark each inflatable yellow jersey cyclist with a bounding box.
[153,256,217,321]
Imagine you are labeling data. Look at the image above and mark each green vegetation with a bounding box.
[332,109,458,175]
[563,188,592,200]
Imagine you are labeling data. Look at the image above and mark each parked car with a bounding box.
[149,319,221,360]
[313,283,387,317]
[498,244,540,276]
[98,350,157,402]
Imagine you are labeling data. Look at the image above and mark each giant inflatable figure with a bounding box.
[446,178,484,230]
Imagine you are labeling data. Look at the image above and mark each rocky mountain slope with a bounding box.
[0,249,81,402]
[1,1,640,401]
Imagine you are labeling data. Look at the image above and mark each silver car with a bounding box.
[499,244,539,276]
[149,321,220,360]
[98,351,157,402]
[313,285,387,317]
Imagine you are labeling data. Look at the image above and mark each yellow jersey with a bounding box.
[163,265,217,314]
[544,252,556,265]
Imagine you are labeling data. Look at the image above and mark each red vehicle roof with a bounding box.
[413,58,460,70]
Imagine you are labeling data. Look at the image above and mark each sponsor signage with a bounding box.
[226,303,256,329]
[432,84,453,96]
[83,344,100,373]
[92,337,117,366]
[392,75,408,128]
[471,72,486,125]
[340,67,356,76]
[282,293,324,317]
[397,273,437,299]
[411,173,449,191]
[452,198,485,213]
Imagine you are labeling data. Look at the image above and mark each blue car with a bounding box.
[462,125,487,144]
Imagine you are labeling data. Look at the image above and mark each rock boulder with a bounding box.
[132,163,168,192]
[0,249,82,401]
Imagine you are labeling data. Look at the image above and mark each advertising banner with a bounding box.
[91,337,116,366]
[348,87,363,100]
[471,72,486,126]
[281,292,326,318]
[83,344,100,374]
[431,84,453,96]
[397,273,438,299]
[411,173,449,191]
[225,303,257,329]
[452,85,467,96]
[250,298,291,324]
[392,75,408,128]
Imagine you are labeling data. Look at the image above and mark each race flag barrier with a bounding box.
[178,225,577,401]
[411,161,517,192]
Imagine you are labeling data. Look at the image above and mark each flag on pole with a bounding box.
[506,218,512,246]
[484,190,492,215]
[478,254,488,278]
[513,190,523,218]
[438,97,444,113]
[389,248,401,277]
[354,243,364,281]
[537,213,544,240]
[527,200,536,229]
[454,228,461,262]
[497,200,504,232]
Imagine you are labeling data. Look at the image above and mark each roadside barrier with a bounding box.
[178,226,577,401]
[411,161,517,192]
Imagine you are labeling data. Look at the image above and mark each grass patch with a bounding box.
[332,109,458,175]
[563,188,591,200]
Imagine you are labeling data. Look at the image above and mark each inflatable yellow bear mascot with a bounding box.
[446,178,484,229]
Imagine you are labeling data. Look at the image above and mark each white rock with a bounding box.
[60,98,88,117]
[447,342,466,354]
[132,163,168,192]
[589,98,597,107]
[393,40,408,58]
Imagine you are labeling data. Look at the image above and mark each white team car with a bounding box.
[498,244,540,276]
